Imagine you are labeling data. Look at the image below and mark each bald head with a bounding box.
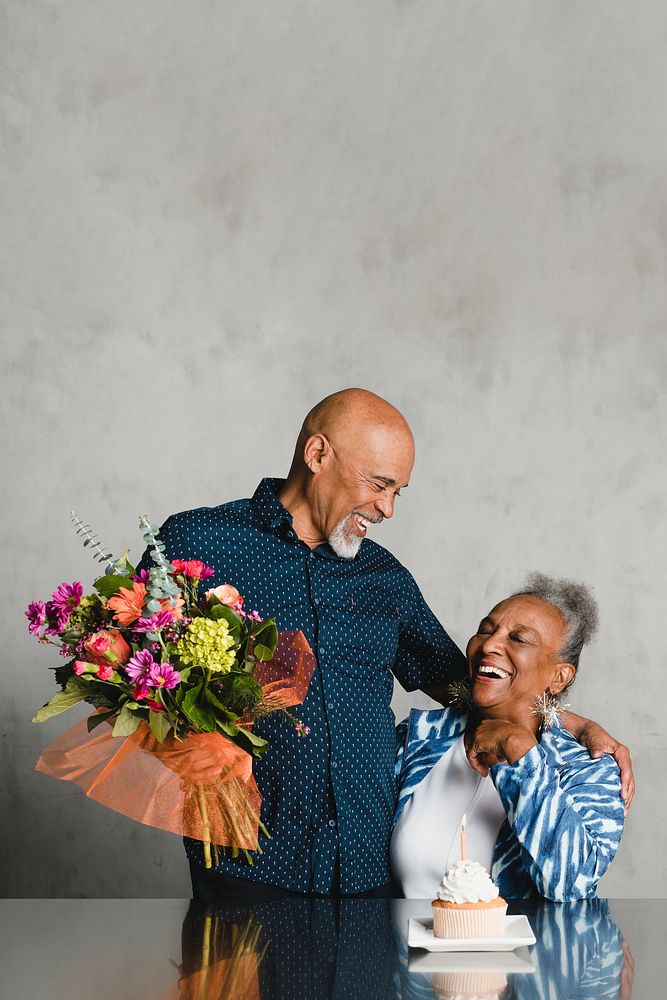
[280,389,415,555]
[298,388,415,465]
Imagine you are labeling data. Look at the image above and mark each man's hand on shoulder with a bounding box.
[560,710,635,811]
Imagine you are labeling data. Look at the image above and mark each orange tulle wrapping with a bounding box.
[35,630,315,852]
[172,955,260,1000]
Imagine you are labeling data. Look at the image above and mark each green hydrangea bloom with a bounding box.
[176,618,237,673]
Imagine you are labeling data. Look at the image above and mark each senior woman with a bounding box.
[390,573,624,901]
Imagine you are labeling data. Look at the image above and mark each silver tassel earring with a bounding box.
[533,691,569,729]
[445,678,474,711]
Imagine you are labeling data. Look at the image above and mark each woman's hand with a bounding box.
[465,719,538,776]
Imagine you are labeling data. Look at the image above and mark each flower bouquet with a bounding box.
[28,514,315,866]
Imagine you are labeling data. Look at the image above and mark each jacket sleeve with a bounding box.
[491,741,625,901]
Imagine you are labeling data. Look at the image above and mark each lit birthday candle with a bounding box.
[459,813,467,860]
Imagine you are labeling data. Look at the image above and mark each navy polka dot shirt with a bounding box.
[151,479,466,893]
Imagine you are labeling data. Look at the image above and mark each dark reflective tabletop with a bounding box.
[1,898,664,998]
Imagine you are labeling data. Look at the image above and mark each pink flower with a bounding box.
[47,581,84,630]
[171,559,214,581]
[73,660,90,675]
[25,601,46,636]
[83,630,130,666]
[132,610,175,633]
[96,663,113,681]
[205,584,244,613]
[133,680,151,700]
[147,662,181,689]
[125,649,156,683]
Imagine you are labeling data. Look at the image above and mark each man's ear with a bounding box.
[549,662,576,695]
[303,434,331,474]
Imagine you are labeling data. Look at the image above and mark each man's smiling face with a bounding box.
[313,424,414,558]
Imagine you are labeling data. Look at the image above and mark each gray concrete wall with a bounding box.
[2,1,665,897]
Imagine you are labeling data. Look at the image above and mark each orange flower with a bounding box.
[159,595,185,620]
[106,582,147,625]
[84,629,131,666]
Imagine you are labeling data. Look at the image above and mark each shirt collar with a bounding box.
[250,477,355,560]
[251,478,294,533]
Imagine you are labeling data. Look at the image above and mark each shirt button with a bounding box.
[328,819,336,828]
[313,597,320,606]
[331,761,338,769]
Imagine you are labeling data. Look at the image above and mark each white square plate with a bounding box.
[408,945,536,973]
[407,914,536,952]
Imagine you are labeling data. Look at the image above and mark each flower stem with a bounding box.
[196,784,213,869]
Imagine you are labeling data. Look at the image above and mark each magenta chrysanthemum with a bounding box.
[125,649,156,682]
[25,600,46,636]
[132,610,175,633]
[47,581,84,630]
[147,662,181,690]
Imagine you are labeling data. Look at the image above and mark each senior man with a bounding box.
[144,388,632,900]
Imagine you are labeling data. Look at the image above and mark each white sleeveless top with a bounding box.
[390,735,506,899]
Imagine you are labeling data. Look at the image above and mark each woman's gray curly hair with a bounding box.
[512,572,598,671]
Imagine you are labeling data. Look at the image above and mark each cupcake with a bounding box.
[431,860,507,939]
[432,969,508,999]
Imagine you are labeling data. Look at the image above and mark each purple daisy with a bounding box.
[25,600,46,636]
[125,648,157,683]
[47,581,84,630]
[147,661,181,690]
[132,610,175,633]
[132,569,151,584]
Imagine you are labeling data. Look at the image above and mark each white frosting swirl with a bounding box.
[436,860,500,904]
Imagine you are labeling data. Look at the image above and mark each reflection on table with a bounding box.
[0,896,646,999]
[394,898,633,1000]
[171,897,397,1000]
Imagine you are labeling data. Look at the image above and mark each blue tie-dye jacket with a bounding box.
[393,708,624,901]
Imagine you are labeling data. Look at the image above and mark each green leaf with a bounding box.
[60,627,83,645]
[254,643,274,662]
[112,704,143,737]
[217,720,269,757]
[94,574,134,598]
[112,551,136,576]
[182,680,203,716]
[179,681,216,732]
[207,603,243,639]
[251,620,278,654]
[183,701,217,732]
[203,685,239,722]
[87,710,116,733]
[148,711,172,743]
[32,676,89,723]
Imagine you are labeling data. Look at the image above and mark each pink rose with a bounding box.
[205,584,244,613]
[83,629,130,666]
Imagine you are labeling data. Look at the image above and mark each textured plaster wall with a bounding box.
[2,1,665,897]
